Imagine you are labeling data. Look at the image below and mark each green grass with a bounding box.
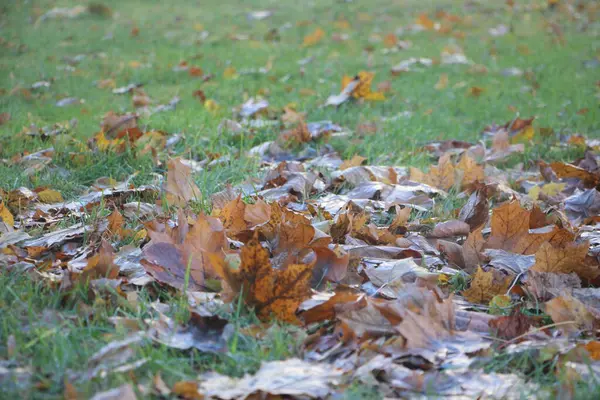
[1,0,599,398]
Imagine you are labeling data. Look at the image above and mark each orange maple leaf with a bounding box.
[486,200,574,255]
[211,236,314,324]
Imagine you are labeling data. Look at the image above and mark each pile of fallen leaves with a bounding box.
[2,104,600,398]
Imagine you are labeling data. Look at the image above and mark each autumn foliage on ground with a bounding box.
[1,0,600,399]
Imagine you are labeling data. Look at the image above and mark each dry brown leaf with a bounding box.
[107,209,125,238]
[198,358,342,399]
[211,236,314,324]
[489,309,533,341]
[531,241,598,280]
[486,200,571,255]
[78,240,120,282]
[218,195,247,235]
[525,270,581,302]
[165,158,202,206]
[550,162,599,187]
[142,213,226,291]
[297,286,363,325]
[409,154,455,191]
[458,187,489,230]
[462,228,486,272]
[340,155,367,171]
[101,112,138,138]
[462,267,512,304]
[430,220,470,238]
[545,294,597,334]
[456,153,484,187]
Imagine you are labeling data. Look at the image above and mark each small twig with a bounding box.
[503,320,576,346]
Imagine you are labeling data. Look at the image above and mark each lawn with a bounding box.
[1,0,599,398]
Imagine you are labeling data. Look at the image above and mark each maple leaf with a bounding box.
[142,213,227,291]
[211,236,314,324]
[462,267,512,304]
[410,153,455,191]
[164,157,202,207]
[486,200,573,255]
[531,241,599,280]
[456,153,484,187]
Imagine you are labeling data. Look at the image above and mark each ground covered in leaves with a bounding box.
[1,0,600,399]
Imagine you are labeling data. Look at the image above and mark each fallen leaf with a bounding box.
[198,359,343,399]
[164,158,202,206]
[36,189,64,203]
[462,267,512,304]
[303,28,325,47]
[148,309,228,353]
[531,241,598,280]
[545,294,597,334]
[486,200,570,255]
[90,384,137,400]
[211,235,314,323]
[489,309,533,340]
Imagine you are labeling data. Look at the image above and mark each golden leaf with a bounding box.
[213,236,314,324]
[531,241,598,280]
[0,202,14,227]
[456,153,484,187]
[107,209,125,238]
[410,153,455,191]
[340,155,367,170]
[37,189,64,203]
[302,27,325,47]
[463,267,512,304]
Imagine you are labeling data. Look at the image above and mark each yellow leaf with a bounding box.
[134,229,147,241]
[511,124,535,143]
[463,267,512,304]
[0,202,14,227]
[223,67,238,79]
[528,182,566,200]
[204,99,220,114]
[37,189,64,203]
